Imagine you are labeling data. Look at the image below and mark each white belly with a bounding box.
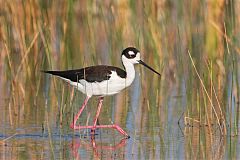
[69,71,134,97]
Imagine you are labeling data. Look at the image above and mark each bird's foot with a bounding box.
[112,124,130,138]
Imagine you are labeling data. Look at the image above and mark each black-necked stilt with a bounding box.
[43,47,161,138]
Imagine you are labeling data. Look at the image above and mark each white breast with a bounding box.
[68,70,135,97]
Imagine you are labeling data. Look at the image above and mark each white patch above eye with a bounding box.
[128,51,135,55]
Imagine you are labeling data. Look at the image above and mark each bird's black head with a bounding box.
[121,47,161,77]
[122,47,140,59]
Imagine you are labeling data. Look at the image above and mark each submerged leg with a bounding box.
[70,96,90,129]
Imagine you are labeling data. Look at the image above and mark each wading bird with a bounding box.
[43,47,161,138]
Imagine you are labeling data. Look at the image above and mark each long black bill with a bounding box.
[138,60,161,77]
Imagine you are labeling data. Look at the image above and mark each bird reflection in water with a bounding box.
[70,134,128,159]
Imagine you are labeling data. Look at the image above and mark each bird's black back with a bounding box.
[43,65,127,83]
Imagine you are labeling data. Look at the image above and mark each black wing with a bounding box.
[42,65,126,83]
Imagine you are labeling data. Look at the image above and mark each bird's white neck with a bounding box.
[122,57,136,87]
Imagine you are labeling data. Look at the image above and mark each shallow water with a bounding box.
[0,72,182,159]
[1,75,238,159]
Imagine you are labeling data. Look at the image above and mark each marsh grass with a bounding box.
[0,0,240,159]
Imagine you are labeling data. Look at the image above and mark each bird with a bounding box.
[43,47,161,138]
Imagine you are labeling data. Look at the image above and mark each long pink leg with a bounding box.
[70,96,90,129]
[70,96,129,138]
[89,97,103,135]
[91,97,129,137]
[95,124,129,138]
[92,97,104,129]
